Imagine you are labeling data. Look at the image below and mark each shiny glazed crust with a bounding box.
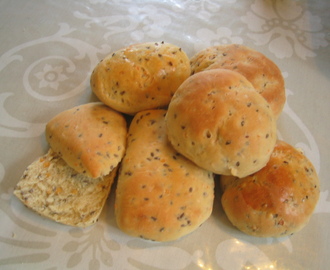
[220,140,320,237]
[190,44,286,118]
[46,102,127,178]
[165,69,277,178]
[90,42,191,114]
[115,109,214,242]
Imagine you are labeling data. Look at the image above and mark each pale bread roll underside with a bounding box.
[190,44,285,118]
[46,102,127,178]
[165,69,277,178]
[115,109,214,242]
[90,42,191,114]
[14,149,117,227]
[221,140,320,237]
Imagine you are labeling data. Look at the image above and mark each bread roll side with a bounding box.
[221,140,320,237]
[115,109,214,241]
[46,102,127,178]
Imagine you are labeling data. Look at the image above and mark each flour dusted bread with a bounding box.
[115,110,214,241]
[165,69,277,178]
[220,140,320,237]
[90,42,191,114]
[46,102,127,178]
[190,44,285,118]
[14,149,117,227]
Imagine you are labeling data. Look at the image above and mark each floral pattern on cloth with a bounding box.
[241,0,329,59]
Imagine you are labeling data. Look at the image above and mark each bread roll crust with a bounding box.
[91,42,191,114]
[115,110,214,242]
[14,149,117,227]
[46,102,127,178]
[221,140,320,237]
[165,69,277,178]
[190,44,286,118]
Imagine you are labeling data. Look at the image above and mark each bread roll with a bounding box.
[165,69,277,178]
[46,102,127,178]
[14,149,117,227]
[90,42,191,114]
[115,109,214,242]
[220,140,320,237]
[190,44,285,118]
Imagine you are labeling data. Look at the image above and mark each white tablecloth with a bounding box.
[1,0,329,269]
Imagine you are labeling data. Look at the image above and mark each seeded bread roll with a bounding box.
[190,44,285,118]
[90,42,191,115]
[115,109,214,242]
[220,140,320,237]
[14,149,117,227]
[46,102,127,178]
[165,69,277,178]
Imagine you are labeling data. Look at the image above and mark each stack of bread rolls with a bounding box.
[14,42,320,240]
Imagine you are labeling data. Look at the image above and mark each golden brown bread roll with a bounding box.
[115,109,214,242]
[165,69,277,178]
[190,44,286,118]
[46,102,127,178]
[90,42,191,114]
[14,149,117,227]
[220,140,320,237]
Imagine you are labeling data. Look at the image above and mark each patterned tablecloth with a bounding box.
[1,0,329,269]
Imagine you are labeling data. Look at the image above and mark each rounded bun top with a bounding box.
[220,140,320,237]
[91,42,191,114]
[190,44,286,118]
[165,69,277,178]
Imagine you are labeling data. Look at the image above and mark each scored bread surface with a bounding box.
[165,69,277,178]
[46,102,127,178]
[190,44,285,118]
[90,42,191,114]
[220,140,320,237]
[115,109,214,242]
[14,149,117,227]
